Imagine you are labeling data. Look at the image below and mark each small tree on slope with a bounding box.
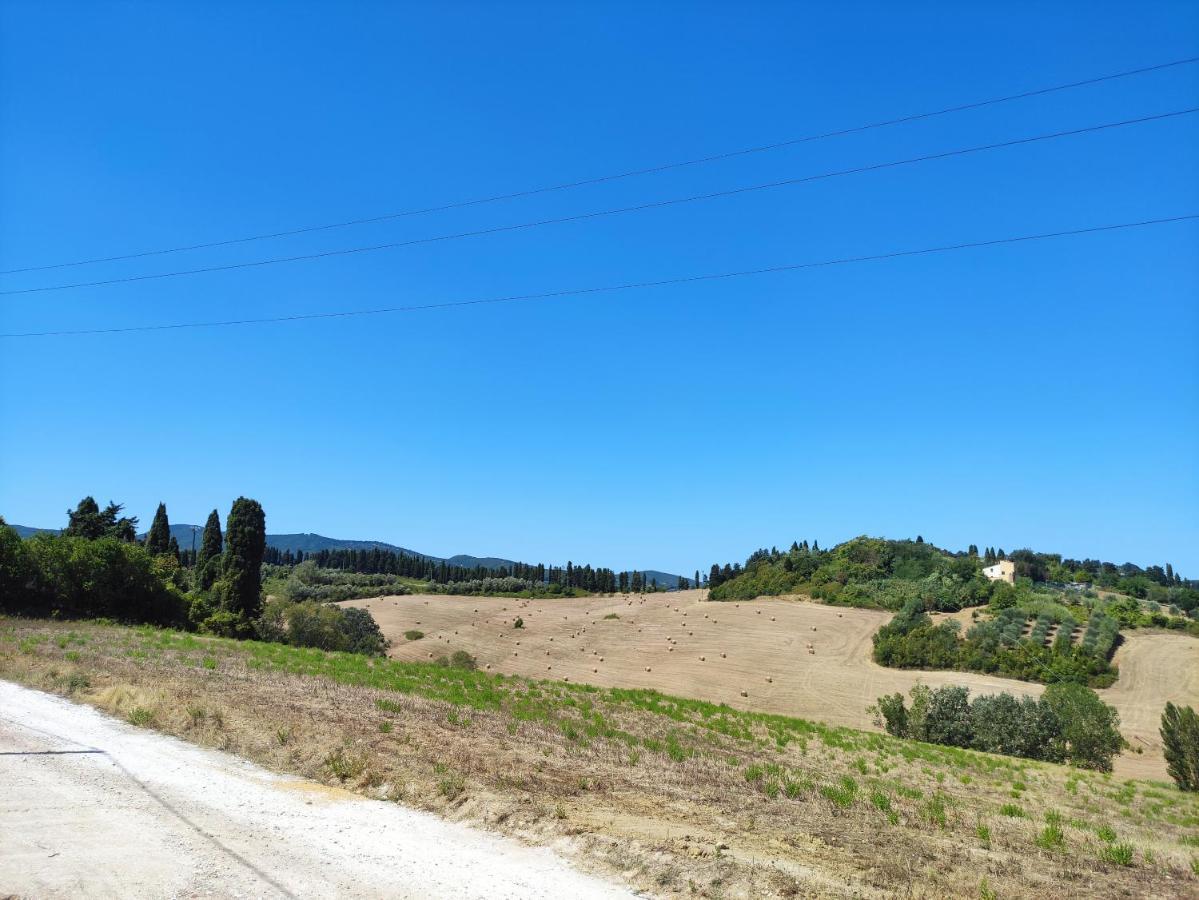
[1161,702,1199,791]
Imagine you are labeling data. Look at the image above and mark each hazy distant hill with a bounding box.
[9,522,685,588]
[9,524,59,539]
[263,532,428,557]
[625,570,683,590]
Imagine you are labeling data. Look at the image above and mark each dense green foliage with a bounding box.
[0,518,188,627]
[872,597,1120,687]
[4,498,396,660]
[257,597,388,656]
[708,535,1199,615]
[874,683,1124,771]
[1161,703,1199,792]
[710,537,994,609]
[264,561,414,603]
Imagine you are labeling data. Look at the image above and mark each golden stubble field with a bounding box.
[345,589,1199,780]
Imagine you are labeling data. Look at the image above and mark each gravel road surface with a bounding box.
[0,680,634,899]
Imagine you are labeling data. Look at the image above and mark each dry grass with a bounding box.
[349,589,1199,780]
[3,615,1198,899]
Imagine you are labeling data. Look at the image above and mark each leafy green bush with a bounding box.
[14,530,189,627]
[256,598,388,655]
[1042,682,1124,771]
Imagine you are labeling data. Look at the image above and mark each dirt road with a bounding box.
[348,589,1199,780]
[0,681,633,899]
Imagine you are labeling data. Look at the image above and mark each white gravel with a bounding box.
[0,680,636,899]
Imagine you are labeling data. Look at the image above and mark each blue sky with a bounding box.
[1,2,1197,576]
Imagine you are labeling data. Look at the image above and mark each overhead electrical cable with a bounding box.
[4,214,1192,338]
[4,107,1195,297]
[2,55,1194,276]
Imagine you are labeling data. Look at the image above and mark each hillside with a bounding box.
[6,615,1198,898]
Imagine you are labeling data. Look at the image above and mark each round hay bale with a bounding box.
[485,664,491,670]
[740,690,748,697]
[811,626,817,632]
[513,651,519,657]
[645,666,651,672]
[770,617,775,622]
[593,667,598,673]
[766,676,772,683]
[599,656,604,662]
[721,652,726,658]
[700,655,706,661]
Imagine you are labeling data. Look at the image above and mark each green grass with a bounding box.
[1000,803,1026,818]
[1098,842,1135,866]
[1036,823,1066,851]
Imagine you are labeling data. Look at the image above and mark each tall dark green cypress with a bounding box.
[196,509,223,590]
[218,497,266,621]
[145,503,171,555]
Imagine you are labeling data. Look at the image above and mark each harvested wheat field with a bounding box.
[347,590,1199,780]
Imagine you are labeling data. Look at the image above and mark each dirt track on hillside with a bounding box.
[346,590,1198,780]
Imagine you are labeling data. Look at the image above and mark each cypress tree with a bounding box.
[196,509,224,591]
[145,503,171,555]
[168,535,181,562]
[1160,702,1199,791]
[217,497,266,623]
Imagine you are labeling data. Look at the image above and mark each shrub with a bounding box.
[404,630,425,641]
[324,748,367,781]
[339,607,389,655]
[20,532,189,627]
[1042,682,1124,771]
[1036,823,1065,851]
[1099,842,1134,866]
[449,650,478,670]
[873,692,908,737]
[256,598,388,656]
[1160,702,1199,791]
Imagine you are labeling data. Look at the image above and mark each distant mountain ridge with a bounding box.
[7,522,685,588]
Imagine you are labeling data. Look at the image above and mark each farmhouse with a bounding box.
[982,559,1016,584]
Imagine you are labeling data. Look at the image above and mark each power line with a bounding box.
[2,55,1195,277]
[4,213,1192,338]
[5,108,1195,297]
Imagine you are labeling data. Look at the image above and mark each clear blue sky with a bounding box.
[1,2,1197,576]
